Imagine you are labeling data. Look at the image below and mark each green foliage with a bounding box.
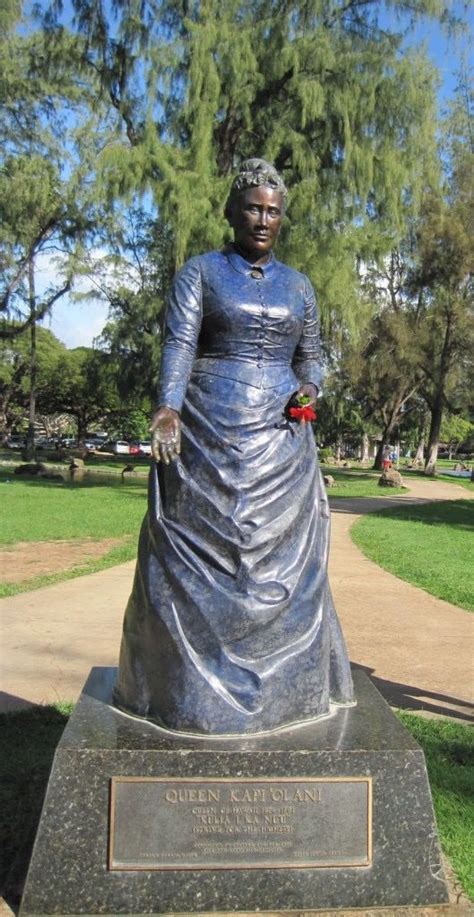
[440,414,474,454]
[108,407,151,441]
[351,500,474,611]
[317,388,367,454]
[40,347,122,441]
[40,0,451,343]
[317,447,334,463]
[1,0,470,457]
[337,61,473,470]
[0,324,66,436]
[409,71,474,474]
[335,244,425,467]
[86,206,173,403]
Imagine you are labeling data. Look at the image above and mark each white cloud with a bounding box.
[42,296,110,348]
[34,248,112,349]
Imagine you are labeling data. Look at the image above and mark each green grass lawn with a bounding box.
[351,500,474,611]
[0,466,148,596]
[397,712,474,900]
[0,705,471,909]
[320,464,406,497]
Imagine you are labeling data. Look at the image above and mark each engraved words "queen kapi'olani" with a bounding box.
[164,785,321,804]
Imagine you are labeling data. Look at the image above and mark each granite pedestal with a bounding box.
[20,667,448,915]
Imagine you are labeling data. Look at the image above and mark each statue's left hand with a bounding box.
[296,382,318,407]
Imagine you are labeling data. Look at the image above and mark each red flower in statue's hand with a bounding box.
[288,405,317,423]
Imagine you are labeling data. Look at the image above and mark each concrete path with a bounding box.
[1,476,473,720]
[328,479,473,722]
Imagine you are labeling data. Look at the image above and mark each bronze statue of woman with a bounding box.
[113,158,355,735]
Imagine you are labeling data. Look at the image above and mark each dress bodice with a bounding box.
[158,248,323,411]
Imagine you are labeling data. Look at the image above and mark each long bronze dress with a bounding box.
[113,247,355,734]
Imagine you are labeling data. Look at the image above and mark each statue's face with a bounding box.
[228,186,283,260]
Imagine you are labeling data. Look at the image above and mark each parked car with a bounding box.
[35,437,54,450]
[138,441,152,456]
[99,440,132,455]
[84,439,101,452]
[7,434,26,449]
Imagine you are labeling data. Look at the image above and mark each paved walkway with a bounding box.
[1,476,473,720]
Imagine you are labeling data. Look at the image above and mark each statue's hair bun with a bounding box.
[229,158,288,199]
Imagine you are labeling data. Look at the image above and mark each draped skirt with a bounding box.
[113,366,355,734]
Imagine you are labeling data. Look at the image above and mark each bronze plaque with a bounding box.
[109,777,372,871]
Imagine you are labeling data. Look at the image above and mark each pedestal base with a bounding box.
[20,667,448,915]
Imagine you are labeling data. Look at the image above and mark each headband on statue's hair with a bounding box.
[227,158,288,203]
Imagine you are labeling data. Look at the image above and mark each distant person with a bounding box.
[382,445,392,471]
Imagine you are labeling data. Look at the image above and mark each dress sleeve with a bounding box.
[291,277,323,392]
[157,257,203,412]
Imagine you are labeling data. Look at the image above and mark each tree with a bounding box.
[343,243,427,469]
[0,154,91,455]
[440,413,474,459]
[0,155,76,333]
[107,407,151,442]
[78,206,174,406]
[1,0,71,152]
[40,0,457,346]
[410,65,474,475]
[316,366,375,460]
[41,347,121,445]
[0,323,66,442]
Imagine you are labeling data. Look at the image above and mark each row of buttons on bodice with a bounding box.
[250,267,268,368]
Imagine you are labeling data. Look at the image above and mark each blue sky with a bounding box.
[382,1,473,104]
[40,2,473,349]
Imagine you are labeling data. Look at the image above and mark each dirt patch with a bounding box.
[0,538,126,584]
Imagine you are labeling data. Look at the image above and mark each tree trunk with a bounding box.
[360,432,370,464]
[24,258,37,461]
[425,307,454,476]
[0,394,10,444]
[413,433,425,465]
[373,438,388,471]
[76,413,87,447]
[424,393,443,476]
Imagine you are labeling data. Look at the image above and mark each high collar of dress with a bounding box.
[225,246,276,278]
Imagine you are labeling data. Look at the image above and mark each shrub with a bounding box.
[318,447,334,464]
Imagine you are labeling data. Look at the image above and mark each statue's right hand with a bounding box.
[150,407,181,464]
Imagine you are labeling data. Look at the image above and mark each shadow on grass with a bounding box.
[0,467,148,493]
[0,701,71,913]
[354,498,474,531]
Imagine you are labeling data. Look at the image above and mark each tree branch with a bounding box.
[0,281,71,339]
